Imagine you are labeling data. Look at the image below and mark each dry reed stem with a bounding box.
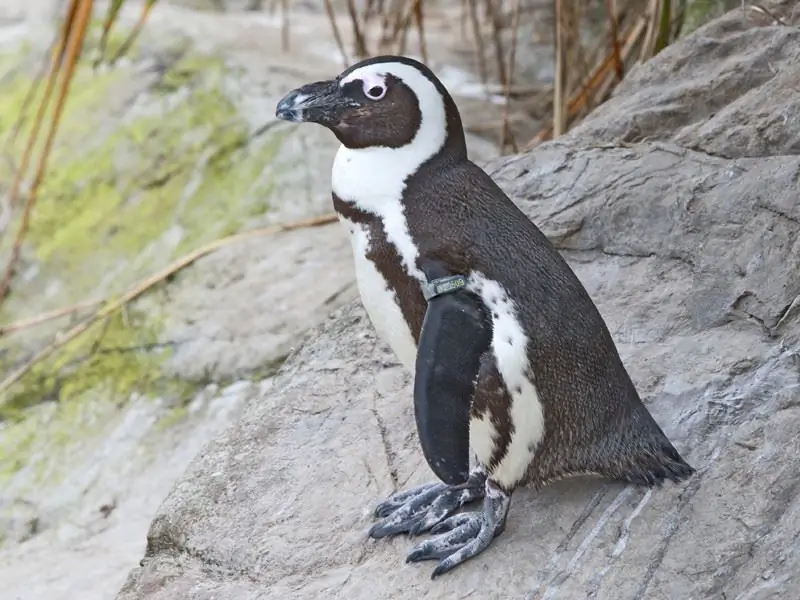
[467,0,488,85]
[500,0,521,153]
[392,0,421,56]
[640,0,662,61]
[413,0,428,63]
[746,4,790,25]
[485,0,508,87]
[0,0,93,305]
[672,0,687,38]
[3,1,76,211]
[653,0,672,55]
[553,0,567,137]
[323,0,350,67]
[2,39,56,158]
[96,0,125,66]
[0,213,338,399]
[347,0,370,58]
[605,0,624,81]
[591,14,648,110]
[0,297,102,337]
[527,12,648,148]
[110,0,157,65]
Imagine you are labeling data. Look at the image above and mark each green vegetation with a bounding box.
[0,43,281,419]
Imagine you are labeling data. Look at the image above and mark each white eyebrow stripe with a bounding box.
[340,70,386,94]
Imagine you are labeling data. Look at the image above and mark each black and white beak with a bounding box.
[275,80,356,125]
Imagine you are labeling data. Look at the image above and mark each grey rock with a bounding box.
[117,4,800,600]
[567,0,800,159]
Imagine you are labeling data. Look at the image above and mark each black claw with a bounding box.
[369,515,422,539]
[431,562,454,579]
[373,482,446,518]
[406,548,433,563]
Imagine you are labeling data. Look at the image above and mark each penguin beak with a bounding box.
[275,80,355,125]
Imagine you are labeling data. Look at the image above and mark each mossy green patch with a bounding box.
[0,302,191,422]
[0,40,283,417]
[0,304,195,488]
[6,49,282,292]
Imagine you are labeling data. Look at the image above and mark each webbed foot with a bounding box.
[405,480,510,578]
[368,470,486,538]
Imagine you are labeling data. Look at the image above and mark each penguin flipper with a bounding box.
[414,270,491,486]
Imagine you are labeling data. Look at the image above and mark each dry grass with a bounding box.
[316,0,708,150]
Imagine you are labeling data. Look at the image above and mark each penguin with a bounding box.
[275,55,695,579]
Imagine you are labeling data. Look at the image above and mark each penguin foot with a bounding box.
[405,480,511,579]
[368,470,486,538]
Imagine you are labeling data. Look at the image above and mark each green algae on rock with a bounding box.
[0,39,283,418]
[0,302,193,421]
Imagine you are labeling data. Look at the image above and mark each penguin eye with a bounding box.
[365,84,386,101]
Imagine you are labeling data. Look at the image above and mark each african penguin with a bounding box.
[275,55,695,579]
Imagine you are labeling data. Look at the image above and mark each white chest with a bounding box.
[333,142,429,372]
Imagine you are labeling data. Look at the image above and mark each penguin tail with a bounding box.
[621,440,696,488]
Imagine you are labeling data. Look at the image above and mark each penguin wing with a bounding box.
[414,263,491,485]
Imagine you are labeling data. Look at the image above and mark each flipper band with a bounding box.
[421,275,468,302]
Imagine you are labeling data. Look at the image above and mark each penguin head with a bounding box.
[275,55,466,157]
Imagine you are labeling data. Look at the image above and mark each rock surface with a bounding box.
[116,4,800,600]
[0,6,355,599]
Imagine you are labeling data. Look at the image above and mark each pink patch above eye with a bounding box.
[341,71,386,97]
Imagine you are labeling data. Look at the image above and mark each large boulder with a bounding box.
[111,3,798,599]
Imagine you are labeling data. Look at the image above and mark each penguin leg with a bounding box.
[370,277,492,538]
[405,353,516,578]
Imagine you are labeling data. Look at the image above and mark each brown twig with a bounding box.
[552,0,568,137]
[467,0,488,85]
[109,0,157,65]
[347,0,370,59]
[484,0,508,87]
[3,0,76,211]
[527,13,648,148]
[500,0,521,153]
[0,213,338,399]
[413,0,428,63]
[0,0,93,305]
[323,0,350,67]
[2,37,57,160]
[0,297,102,337]
[605,0,625,81]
